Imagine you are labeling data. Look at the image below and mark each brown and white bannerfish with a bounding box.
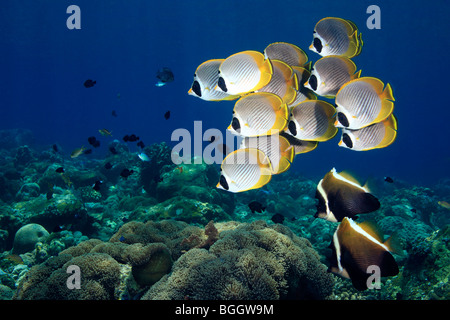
[288,66,317,107]
[256,60,298,104]
[264,42,310,69]
[339,114,398,151]
[227,92,288,137]
[315,168,380,222]
[188,59,240,101]
[328,217,400,291]
[216,148,272,193]
[286,100,338,142]
[217,50,273,95]
[310,17,363,58]
[279,131,319,155]
[240,134,294,174]
[305,55,361,98]
[335,77,395,130]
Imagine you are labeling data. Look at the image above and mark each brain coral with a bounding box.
[13,220,334,300]
[143,220,334,300]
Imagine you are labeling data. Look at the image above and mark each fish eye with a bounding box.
[231,117,241,132]
[309,75,318,91]
[219,175,229,190]
[193,73,196,77]
[337,112,349,127]
[342,133,353,148]
[288,121,297,136]
[313,37,322,53]
[192,81,201,97]
[218,77,227,92]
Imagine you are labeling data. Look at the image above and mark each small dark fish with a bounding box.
[411,208,417,213]
[109,146,118,154]
[46,191,53,200]
[92,180,103,191]
[104,162,113,170]
[111,110,117,117]
[53,225,64,232]
[55,167,65,173]
[52,144,59,152]
[123,134,139,142]
[83,148,93,154]
[119,236,126,242]
[88,136,100,147]
[271,213,285,224]
[156,67,174,86]
[164,111,171,120]
[137,141,145,149]
[84,79,96,88]
[120,168,134,179]
[384,176,394,183]
[248,201,266,214]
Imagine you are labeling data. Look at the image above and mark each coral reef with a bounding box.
[144,220,334,300]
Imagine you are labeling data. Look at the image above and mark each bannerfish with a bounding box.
[240,134,294,174]
[264,42,310,69]
[188,59,240,101]
[315,168,380,222]
[227,92,288,137]
[84,79,96,88]
[99,128,112,137]
[310,17,363,58]
[156,67,174,87]
[286,100,338,142]
[338,114,398,151]
[279,131,318,155]
[335,77,395,130]
[248,200,266,213]
[216,148,272,193]
[305,55,361,98]
[217,50,273,95]
[328,217,399,291]
[255,59,299,105]
[71,146,86,158]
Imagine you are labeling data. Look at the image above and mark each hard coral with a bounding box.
[143,220,334,300]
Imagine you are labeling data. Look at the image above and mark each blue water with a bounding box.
[1,0,450,186]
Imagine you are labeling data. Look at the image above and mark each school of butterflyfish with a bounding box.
[188,17,400,291]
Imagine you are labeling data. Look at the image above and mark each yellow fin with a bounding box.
[376,115,398,149]
[359,77,385,95]
[372,99,394,124]
[351,69,362,80]
[344,31,360,58]
[381,83,395,101]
